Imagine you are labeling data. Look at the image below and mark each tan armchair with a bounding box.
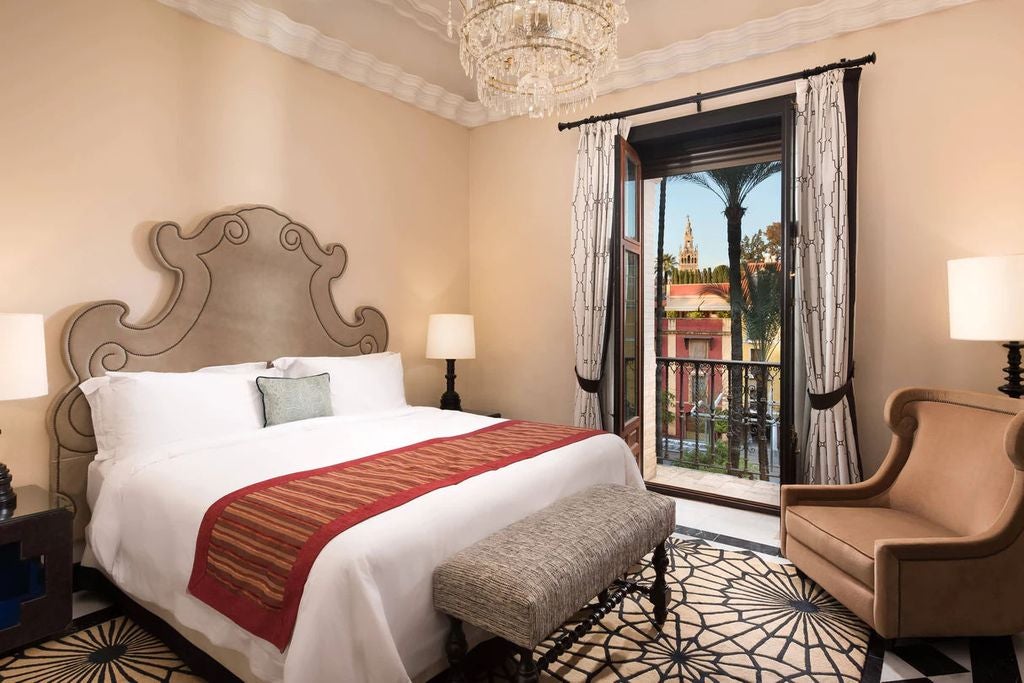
[781,387,1024,639]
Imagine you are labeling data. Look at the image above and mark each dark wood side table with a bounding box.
[463,409,502,418]
[0,485,73,654]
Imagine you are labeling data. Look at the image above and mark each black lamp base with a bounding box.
[0,462,16,512]
[439,358,463,411]
[999,341,1023,399]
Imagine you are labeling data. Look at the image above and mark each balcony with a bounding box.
[654,357,782,506]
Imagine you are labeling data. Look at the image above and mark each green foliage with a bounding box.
[677,162,783,207]
[743,262,784,359]
[741,222,783,263]
[658,389,676,426]
[672,266,729,285]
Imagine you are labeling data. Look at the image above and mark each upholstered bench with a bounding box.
[433,484,675,682]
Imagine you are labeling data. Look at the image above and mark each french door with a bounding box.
[614,137,643,468]
[613,97,797,512]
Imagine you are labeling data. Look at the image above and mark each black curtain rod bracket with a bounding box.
[557,52,876,132]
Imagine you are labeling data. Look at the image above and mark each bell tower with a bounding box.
[678,216,699,272]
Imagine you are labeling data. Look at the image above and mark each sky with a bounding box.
[656,171,781,268]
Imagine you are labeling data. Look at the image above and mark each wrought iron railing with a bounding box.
[656,357,782,482]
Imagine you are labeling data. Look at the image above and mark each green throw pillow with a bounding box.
[256,373,333,427]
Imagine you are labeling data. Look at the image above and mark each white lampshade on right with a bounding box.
[948,255,1024,399]
[948,255,1024,341]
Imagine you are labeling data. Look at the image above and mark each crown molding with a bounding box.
[157,0,493,125]
[600,0,981,96]
[367,0,455,44]
[157,0,982,129]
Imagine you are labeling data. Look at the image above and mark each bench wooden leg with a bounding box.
[652,540,669,627]
[515,646,539,683]
[445,617,467,683]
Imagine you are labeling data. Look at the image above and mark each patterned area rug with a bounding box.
[0,611,200,682]
[0,537,870,682]
[467,536,870,682]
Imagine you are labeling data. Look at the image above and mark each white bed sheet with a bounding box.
[85,407,642,683]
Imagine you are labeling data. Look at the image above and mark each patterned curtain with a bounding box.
[795,69,862,484]
[571,119,630,428]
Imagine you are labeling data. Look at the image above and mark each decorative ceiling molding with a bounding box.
[157,0,493,125]
[158,0,982,129]
[367,0,455,43]
[599,0,981,97]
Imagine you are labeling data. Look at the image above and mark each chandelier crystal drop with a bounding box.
[448,0,628,118]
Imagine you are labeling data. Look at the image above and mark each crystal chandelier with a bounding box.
[448,0,628,118]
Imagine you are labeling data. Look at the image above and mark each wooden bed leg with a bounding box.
[445,616,467,683]
[652,540,669,627]
[515,646,539,683]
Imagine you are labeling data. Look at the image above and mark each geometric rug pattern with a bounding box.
[0,612,200,682]
[1,535,1020,682]
[469,536,871,682]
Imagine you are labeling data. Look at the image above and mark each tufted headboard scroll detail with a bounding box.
[47,206,388,540]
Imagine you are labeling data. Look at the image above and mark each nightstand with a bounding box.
[0,485,73,654]
[464,409,502,418]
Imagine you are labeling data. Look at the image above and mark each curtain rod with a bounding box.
[557,52,876,132]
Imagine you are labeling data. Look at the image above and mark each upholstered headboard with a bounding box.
[47,205,388,539]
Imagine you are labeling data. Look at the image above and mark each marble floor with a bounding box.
[652,461,781,506]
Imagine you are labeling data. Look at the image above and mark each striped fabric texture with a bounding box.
[187,420,603,649]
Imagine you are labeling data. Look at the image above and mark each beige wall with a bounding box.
[462,0,1024,477]
[3,0,1022,491]
[0,0,470,489]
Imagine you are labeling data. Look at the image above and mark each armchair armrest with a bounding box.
[779,434,912,554]
[781,480,883,509]
[783,408,919,513]
[873,482,1024,638]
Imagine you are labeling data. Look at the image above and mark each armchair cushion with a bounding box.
[786,505,956,588]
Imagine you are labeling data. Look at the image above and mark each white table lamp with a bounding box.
[0,313,49,511]
[948,255,1024,398]
[426,314,475,410]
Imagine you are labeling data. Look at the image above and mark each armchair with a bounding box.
[781,387,1024,639]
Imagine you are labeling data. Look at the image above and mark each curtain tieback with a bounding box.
[575,368,601,394]
[808,379,852,411]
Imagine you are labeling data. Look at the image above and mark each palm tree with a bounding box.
[660,253,679,284]
[674,162,781,361]
[675,162,781,476]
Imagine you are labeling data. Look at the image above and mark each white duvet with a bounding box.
[86,407,643,683]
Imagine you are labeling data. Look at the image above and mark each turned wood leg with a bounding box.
[445,617,468,683]
[515,646,539,683]
[598,589,609,605]
[652,540,669,627]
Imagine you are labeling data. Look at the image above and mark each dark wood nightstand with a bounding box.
[0,485,73,654]
[463,409,502,418]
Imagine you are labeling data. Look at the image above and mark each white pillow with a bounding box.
[80,363,276,462]
[272,352,407,415]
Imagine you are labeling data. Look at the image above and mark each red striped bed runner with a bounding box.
[187,420,602,649]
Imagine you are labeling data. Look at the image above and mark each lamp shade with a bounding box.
[948,255,1024,341]
[426,314,476,360]
[0,314,48,401]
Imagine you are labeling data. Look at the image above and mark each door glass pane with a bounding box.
[623,250,640,421]
[624,157,638,241]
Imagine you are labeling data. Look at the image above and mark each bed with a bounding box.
[48,206,642,683]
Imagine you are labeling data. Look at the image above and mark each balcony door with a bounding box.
[614,137,643,467]
[626,96,796,513]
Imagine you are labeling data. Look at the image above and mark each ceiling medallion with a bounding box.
[448,0,628,118]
